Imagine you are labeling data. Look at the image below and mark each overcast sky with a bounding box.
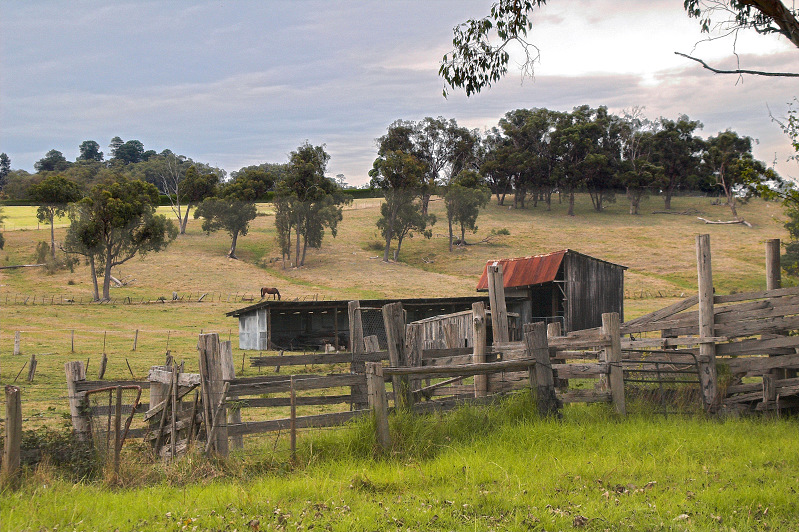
[2,0,799,186]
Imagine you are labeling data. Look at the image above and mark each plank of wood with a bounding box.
[621,336,726,349]
[557,390,613,404]
[228,410,368,436]
[147,368,201,387]
[228,374,365,396]
[251,352,353,366]
[621,294,699,331]
[722,352,799,375]
[716,314,799,338]
[384,358,535,377]
[143,384,199,421]
[226,394,353,409]
[552,363,609,379]
[716,335,799,356]
[713,285,799,304]
[423,355,473,367]
[422,347,474,359]
[76,379,149,392]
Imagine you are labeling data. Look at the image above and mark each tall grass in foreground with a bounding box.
[2,395,798,531]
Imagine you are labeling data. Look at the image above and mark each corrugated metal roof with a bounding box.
[475,250,568,291]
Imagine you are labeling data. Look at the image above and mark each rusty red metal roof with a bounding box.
[476,250,568,291]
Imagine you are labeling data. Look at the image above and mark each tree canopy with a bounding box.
[441,0,799,96]
[28,175,83,261]
[63,176,176,301]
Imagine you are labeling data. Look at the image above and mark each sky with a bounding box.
[2,0,799,186]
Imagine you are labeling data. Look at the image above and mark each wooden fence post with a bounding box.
[13,331,20,356]
[696,234,718,413]
[26,354,37,382]
[524,322,560,417]
[487,264,509,344]
[65,361,90,440]
[198,333,228,457]
[766,238,781,290]
[472,302,488,397]
[383,302,410,409]
[98,353,108,380]
[365,362,391,453]
[348,300,368,410]
[602,312,626,415]
[220,340,243,450]
[2,385,22,483]
[132,329,139,351]
[405,323,424,403]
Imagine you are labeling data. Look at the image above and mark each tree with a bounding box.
[0,153,10,191]
[478,129,514,205]
[376,198,435,261]
[34,149,70,173]
[109,138,145,165]
[444,170,491,250]
[652,116,704,209]
[28,175,83,261]
[153,154,221,234]
[369,149,428,262]
[441,0,799,96]
[77,141,104,162]
[63,176,176,301]
[703,130,774,218]
[274,143,349,267]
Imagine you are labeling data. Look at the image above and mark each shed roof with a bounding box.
[475,249,626,291]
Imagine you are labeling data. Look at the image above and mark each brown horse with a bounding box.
[261,287,281,300]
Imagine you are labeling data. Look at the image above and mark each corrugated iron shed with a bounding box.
[475,250,568,291]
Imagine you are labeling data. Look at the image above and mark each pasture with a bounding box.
[1,194,797,531]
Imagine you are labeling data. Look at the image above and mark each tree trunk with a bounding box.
[627,188,641,215]
[89,256,100,302]
[295,213,302,267]
[448,214,454,252]
[300,232,308,266]
[102,250,113,301]
[568,191,575,216]
[383,209,396,262]
[664,179,675,210]
[180,208,191,234]
[49,212,56,261]
[460,223,466,243]
[228,231,239,259]
[421,193,431,216]
[395,234,404,261]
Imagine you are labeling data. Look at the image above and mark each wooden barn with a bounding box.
[227,296,528,351]
[475,249,626,332]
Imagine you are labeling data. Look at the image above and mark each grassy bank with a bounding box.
[2,399,797,531]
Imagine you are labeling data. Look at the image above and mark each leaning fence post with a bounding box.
[472,302,488,397]
[404,323,423,405]
[365,362,390,453]
[198,333,228,457]
[696,234,718,413]
[348,300,368,410]
[220,340,243,450]
[65,361,90,441]
[2,385,22,483]
[524,322,560,417]
[383,302,410,410]
[487,264,509,344]
[602,312,626,415]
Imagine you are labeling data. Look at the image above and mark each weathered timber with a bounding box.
[621,294,699,332]
[204,381,230,455]
[144,384,199,421]
[422,355,474,367]
[494,335,611,352]
[713,285,799,304]
[726,377,799,395]
[551,363,610,379]
[551,350,602,360]
[415,377,466,398]
[384,358,535,377]
[76,379,149,392]
[366,362,390,452]
[405,322,424,403]
[65,361,90,440]
[251,351,353,366]
[557,389,613,404]
[696,234,718,412]
[487,263,509,343]
[526,322,560,417]
[472,301,488,397]
[220,341,243,449]
[715,314,799,338]
[622,336,727,349]
[722,352,799,375]
[228,410,367,437]
[228,374,364,396]
[3,385,22,481]
[422,347,474,359]
[716,335,799,356]
[198,334,228,456]
[147,368,201,387]
[602,313,626,415]
[383,302,411,409]
[230,394,354,409]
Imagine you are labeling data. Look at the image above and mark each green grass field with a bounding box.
[1,194,796,531]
